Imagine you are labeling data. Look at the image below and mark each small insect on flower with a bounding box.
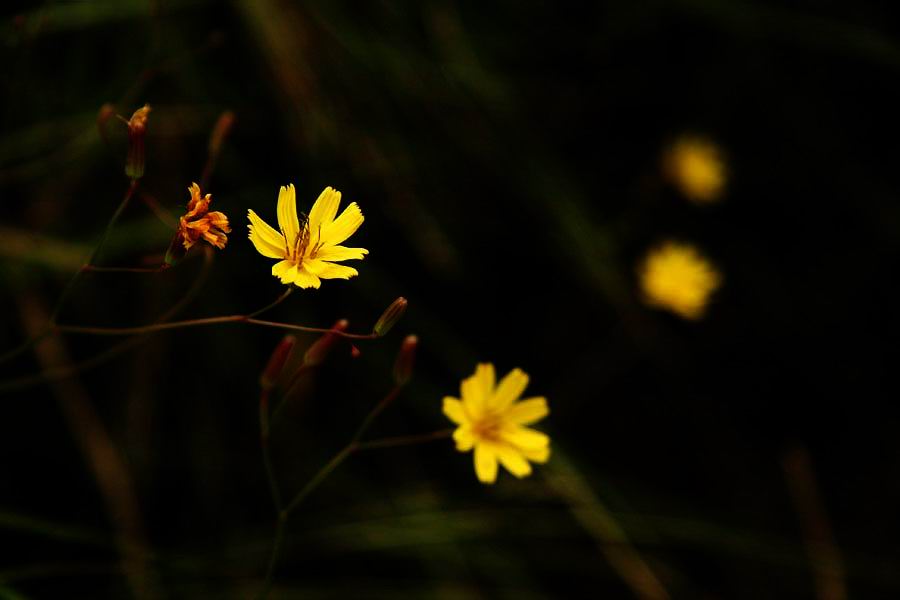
[176,183,231,250]
[443,364,550,484]
[662,135,727,204]
[639,240,721,320]
[247,184,367,289]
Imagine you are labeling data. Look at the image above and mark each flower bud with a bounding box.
[393,335,418,386]
[260,335,297,390]
[373,296,407,337]
[164,231,188,266]
[303,319,349,366]
[124,104,151,180]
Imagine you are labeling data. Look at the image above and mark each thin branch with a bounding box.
[53,310,379,341]
[0,248,215,394]
[81,264,170,274]
[356,429,453,451]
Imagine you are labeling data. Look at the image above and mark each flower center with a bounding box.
[291,223,310,261]
[472,414,503,442]
[284,215,325,263]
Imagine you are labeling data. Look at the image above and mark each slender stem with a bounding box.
[257,383,408,598]
[0,328,53,365]
[270,363,312,425]
[81,265,169,274]
[51,179,139,324]
[247,319,378,340]
[255,425,446,599]
[259,389,282,513]
[247,289,294,318]
[349,386,401,445]
[283,444,356,517]
[0,248,210,394]
[356,429,453,451]
[54,312,378,341]
[139,190,177,228]
[256,514,286,600]
[255,443,356,597]
[0,179,139,367]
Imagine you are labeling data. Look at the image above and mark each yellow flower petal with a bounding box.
[272,260,295,283]
[460,373,486,417]
[314,245,368,262]
[308,186,340,234]
[248,210,286,259]
[505,397,548,425]
[308,261,359,280]
[321,202,363,246]
[445,363,551,483]
[453,426,475,451]
[521,444,551,464]
[474,444,498,484]
[492,368,528,411]
[492,443,532,478]
[276,184,300,246]
[292,266,321,289]
[443,397,467,425]
[474,363,495,406]
[501,425,550,451]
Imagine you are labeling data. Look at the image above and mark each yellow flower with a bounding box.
[639,241,721,320]
[663,136,726,204]
[247,184,367,289]
[443,364,550,484]
[177,182,230,250]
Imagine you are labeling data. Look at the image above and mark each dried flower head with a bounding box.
[248,184,367,289]
[443,364,550,484]
[639,240,721,320]
[663,135,726,204]
[177,183,231,250]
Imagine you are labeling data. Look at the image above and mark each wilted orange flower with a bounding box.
[177,182,230,250]
[443,364,550,484]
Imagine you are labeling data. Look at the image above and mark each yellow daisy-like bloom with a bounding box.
[663,136,727,204]
[639,241,721,320]
[443,364,550,484]
[247,184,367,289]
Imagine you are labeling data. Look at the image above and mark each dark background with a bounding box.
[2,0,900,598]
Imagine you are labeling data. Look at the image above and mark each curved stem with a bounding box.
[52,179,139,324]
[259,388,282,513]
[53,309,379,341]
[256,383,411,598]
[0,179,139,367]
[269,363,313,425]
[81,265,169,274]
[0,248,216,394]
[246,289,294,318]
[349,387,401,445]
[356,429,453,451]
[256,514,286,600]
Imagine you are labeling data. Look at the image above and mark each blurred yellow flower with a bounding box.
[663,136,726,203]
[248,185,367,289]
[639,241,721,320]
[177,182,230,250]
[443,364,550,484]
